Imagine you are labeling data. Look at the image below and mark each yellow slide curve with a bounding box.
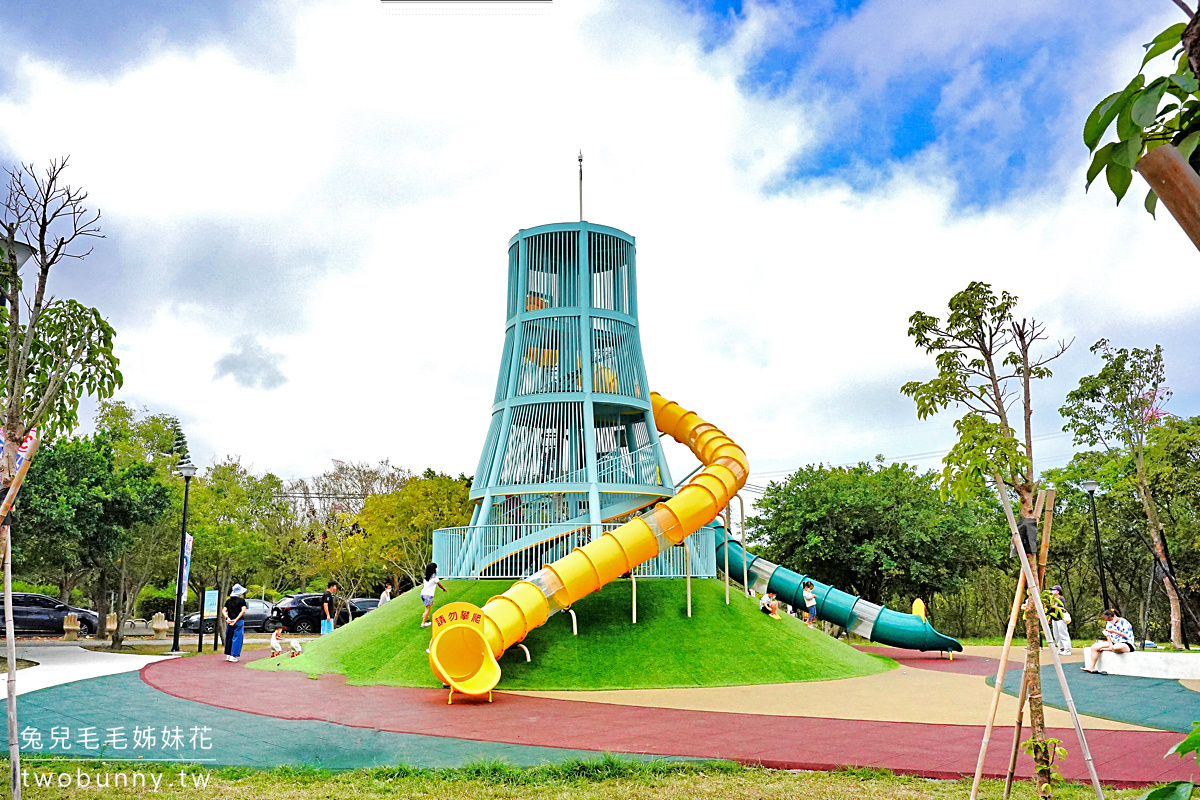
[429,392,749,703]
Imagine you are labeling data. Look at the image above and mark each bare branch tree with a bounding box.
[0,158,120,800]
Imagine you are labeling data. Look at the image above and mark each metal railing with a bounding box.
[433,523,717,580]
[552,440,661,487]
[634,527,715,578]
[436,522,620,578]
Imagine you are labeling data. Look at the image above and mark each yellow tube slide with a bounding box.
[429,392,748,701]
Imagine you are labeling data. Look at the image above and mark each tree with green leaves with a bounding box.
[356,469,473,591]
[748,459,1003,606]
[284,460,413,617]
[902,281,1069,797]
[1060,340,1184,646]
[0,159,121,467]
[91,401,186,649]
[187,458,284,636]
[12,433,169,637]
[14,436,127,600]
[0,158,123,797]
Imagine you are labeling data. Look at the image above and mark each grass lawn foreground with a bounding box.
[8,758,1149,799]
[251,578,894,690]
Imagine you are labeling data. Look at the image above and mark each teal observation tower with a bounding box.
[435,222,716,579]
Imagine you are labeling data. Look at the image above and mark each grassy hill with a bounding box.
[250,578,893,690]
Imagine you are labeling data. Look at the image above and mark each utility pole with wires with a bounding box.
[578,150,583,221]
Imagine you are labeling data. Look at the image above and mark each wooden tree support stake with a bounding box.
[968,563,1027,800]
[1137,144,1200,252]
[1004,491,1055,799]
[1,434,39,800]
[993,475,1105,800]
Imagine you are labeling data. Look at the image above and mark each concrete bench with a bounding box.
[1097,649,1200,679]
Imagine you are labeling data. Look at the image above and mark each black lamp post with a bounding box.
[1082,479,1112,612]
[169,461,198,654]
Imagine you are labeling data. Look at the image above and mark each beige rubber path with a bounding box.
[513,645,1149,731]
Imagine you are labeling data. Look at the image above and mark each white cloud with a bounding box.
[0,0,1197,488]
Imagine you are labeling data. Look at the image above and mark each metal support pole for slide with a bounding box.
[993,474,1105,800]
[722,505,731,605]
[631,572,637,624]
[735,494,749,597]
[968,568,1026,800]
[685,540,692,618]
[567,608,577,635]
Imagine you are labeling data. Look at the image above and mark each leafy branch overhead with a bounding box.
[1085,21,1200,211]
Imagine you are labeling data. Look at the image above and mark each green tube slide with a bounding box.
[713,524,962,653]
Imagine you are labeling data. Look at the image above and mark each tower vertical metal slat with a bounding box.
[451,222,676,579]
[463,232,530,575]
[577,225,602,541]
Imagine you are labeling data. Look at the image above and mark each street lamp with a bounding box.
[0,240,35,310]
[169,461,198,654]
[1082,479,1112,612]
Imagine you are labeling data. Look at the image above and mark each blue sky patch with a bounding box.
[0,0,294,76]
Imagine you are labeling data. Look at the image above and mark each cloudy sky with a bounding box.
[0,0,1196,497]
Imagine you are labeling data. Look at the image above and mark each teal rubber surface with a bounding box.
[15,673,689,769]
[714,525,962,653]
[992,665,1200,733]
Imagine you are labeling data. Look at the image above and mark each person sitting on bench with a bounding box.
[1082,608,1133,674]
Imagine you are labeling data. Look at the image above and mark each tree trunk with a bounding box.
[215,574,230,646]
[3,529,21,800]
[1023,593,1052,797]
[111,559,127,650]
[1136,475,1182,648]
[1018,490,1052,797]
[93,571,109,640]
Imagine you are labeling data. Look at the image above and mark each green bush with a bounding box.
[135,585,179,620]
[136,596,177,620]
[12,580,60,597]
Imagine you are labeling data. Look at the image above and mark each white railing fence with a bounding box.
[433,524,716,579]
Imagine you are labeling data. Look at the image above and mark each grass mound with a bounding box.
[251,578,893,690]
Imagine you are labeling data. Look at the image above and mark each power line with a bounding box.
[746,431,1075,483]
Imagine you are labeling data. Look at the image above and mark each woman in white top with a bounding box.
[378,584,392,606]
[419,562,447,628]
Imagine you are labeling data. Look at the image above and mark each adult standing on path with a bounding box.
[223,584,248,663]
[321,581,338,635]
[1048,585,1072,655]
[379,584,391,607]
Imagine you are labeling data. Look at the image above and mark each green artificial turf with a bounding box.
[250,578,894,690]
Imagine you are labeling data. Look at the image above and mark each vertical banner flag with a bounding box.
[181,533,194,604]
[0,428,38,471]
[0,427,39,518]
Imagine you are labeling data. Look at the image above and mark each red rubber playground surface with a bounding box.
[141,651,1197,787]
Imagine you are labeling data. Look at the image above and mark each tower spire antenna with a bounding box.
[578,150,583,222]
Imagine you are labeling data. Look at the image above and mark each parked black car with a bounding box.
[1,593,98,636]
[272,593,363,634]
[181,598,278,633]
[349,597,380,613]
